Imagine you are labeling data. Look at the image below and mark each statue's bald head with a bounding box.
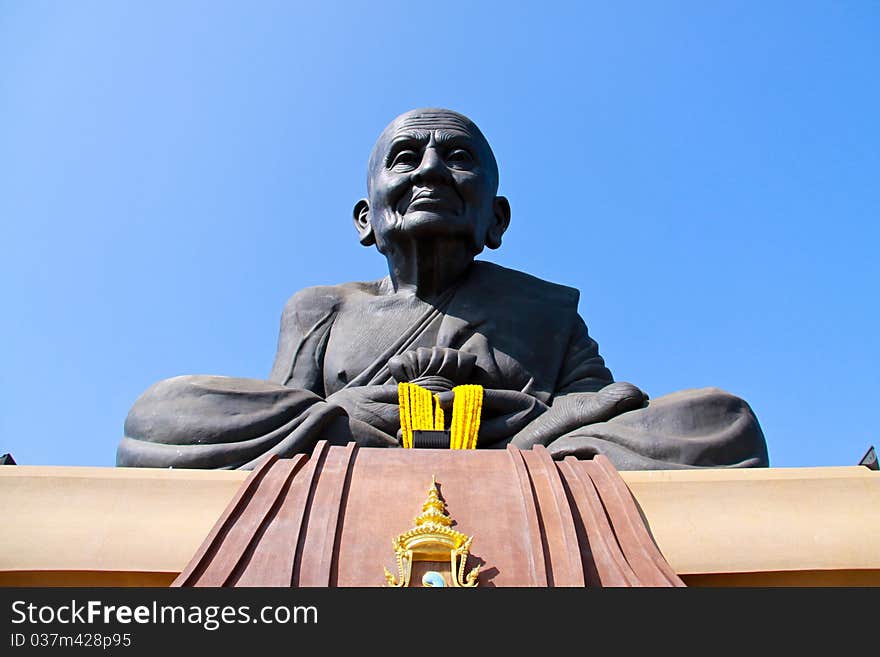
[355,107,510,256]
[367,108,499,192]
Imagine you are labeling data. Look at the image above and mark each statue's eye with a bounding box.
[390,150,420,169]
[446,149,473,167]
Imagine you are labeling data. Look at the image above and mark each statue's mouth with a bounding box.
[407,188,459,213]
[409,197,449,210]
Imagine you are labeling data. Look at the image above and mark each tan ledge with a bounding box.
[1,460,877,587]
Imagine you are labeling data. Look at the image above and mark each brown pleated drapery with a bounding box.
[173,442,684,587]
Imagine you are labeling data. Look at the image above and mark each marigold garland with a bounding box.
[397,382,483,450]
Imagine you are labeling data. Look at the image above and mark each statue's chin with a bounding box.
[389,211,482,245]
[401,209,462,227]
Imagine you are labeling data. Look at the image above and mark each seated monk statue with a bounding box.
[117,108,768,470]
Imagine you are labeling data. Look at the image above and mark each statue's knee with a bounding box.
[124,375,214,440]
[652,386,752,412]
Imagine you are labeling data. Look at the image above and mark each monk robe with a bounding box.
[117,261,768,470]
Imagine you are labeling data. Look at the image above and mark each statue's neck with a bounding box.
[383,238,474,299]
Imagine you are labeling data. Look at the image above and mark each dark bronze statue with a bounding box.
[118,108,768,470]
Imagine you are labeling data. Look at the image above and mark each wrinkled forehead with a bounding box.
[367,109,497,180]
[386,109,478,136]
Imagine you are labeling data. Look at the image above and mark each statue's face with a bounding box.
[355,109,508,255]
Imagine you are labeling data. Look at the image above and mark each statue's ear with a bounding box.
[486,196,511,250]
[353,199,375,247]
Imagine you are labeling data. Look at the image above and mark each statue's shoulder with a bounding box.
[470,260,580,309]
[282,279,386,319]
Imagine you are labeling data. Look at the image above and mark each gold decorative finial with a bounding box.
[414,477,451,528]
[383,476,481,588]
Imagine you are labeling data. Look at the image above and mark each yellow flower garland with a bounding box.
[397,382,483,450]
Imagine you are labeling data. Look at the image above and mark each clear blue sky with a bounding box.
[1,1,877,469]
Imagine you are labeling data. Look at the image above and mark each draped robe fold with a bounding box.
[117,261,768,470]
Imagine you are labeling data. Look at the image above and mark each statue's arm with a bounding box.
[509,314,647,449]
[268,287,339,393]
[264,286,402,444]
[553,314,614,394]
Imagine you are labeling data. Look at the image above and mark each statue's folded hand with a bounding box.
[392,387,548,448]
[476,388,548,447]
[509,382,649,450]
[325,385,402,438]
[388,347,477,391]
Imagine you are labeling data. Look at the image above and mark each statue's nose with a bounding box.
[411,147,451,185]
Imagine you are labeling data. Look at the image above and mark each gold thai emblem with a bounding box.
[384,476,480,587]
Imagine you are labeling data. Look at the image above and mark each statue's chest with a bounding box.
[322,296,439,391]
